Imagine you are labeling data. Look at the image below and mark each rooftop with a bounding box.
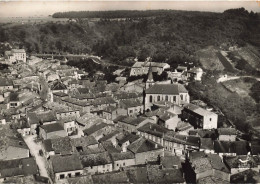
[51,154,83,173]
[40,123,64,133]
[184,103,217,117]
[128,137,163,153]
[80,152,112,167]
[146,83,188,95]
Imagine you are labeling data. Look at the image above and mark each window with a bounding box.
[60,174,65,179]
[180,94,183,100]
[165,95,168,101]
[150,95,153,102]
[103,165,105,168]
[129,110,133,113]
[157,96,160,101]
[210,118,212,121]
[123,162,125,166]
[68,173,72,178]
[173,96,176,102]
[75,172,80,177]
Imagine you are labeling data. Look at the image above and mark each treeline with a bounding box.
[0,8,259,70]
[53,10,176,19]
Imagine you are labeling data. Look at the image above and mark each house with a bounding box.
[186,152,230,183]
[102,106,127,123]
[39,123,68,140]
[92,170,130,184]
[56,109,80,120]
[224,155,260,175]
[42,137,73,158]
[99,130,121,146]
[83,122,113,140]
[116,133,140,152]
[120,82,144,93]
[217,128,237,141]
[214,140,249,158]
[157,111,180,130]
[110,152,135,170]
[0,77,13,91]
[130,61,170,76]
[58,118,78,135]
[147,165,185,184]
[0,136,29,160]
[101,141,122,154]
[80,151,113,174]
[188,67,203,81]
[124,165,149,183]
[51,81,68,94]
[8,92,20,109]
[71,136,99,153]
[64,175,93,184]
[145,83,190,110]
[127,137,164,165]
[50,154,84,181]
[161,155,182,170]
[250,140,260,155]
[90,97,117,112]
[117,116,149,133]
[4,49,26,63]
[200,138,215,154]
[137,122,170,146]
[182,103,218,129]
[119,99,144,116]
[0,157,38,182]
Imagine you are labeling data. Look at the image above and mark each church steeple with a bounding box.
[146,62,154,89]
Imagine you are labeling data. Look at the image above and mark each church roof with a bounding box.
[146,84,188,95]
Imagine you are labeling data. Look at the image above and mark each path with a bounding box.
[217,75,260,83]
[23,135,51,181]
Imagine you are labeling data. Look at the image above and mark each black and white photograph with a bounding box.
[0,1,259,183]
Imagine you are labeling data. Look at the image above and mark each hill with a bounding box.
[0,8,259,70]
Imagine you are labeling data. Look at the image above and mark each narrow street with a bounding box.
[23,135,52,182]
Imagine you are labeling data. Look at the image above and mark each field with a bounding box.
[216,51,236,72]
[236,45,260,70]
[196,46,225,71]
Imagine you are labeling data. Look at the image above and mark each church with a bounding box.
[144,66,190,110]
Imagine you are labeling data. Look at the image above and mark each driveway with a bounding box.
[23,135,51,179]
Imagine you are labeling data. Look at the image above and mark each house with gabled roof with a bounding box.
[117,116,150,133]
[217,128,237,141]
[50,154,84,181]
[80,151,113,174]
[145,83,189,110]
[39,123,67,140]
[102,105,127,123]
[92,170,129,184]
[127,137,164,165]
[119,99,144,116]
[71,135,99,153]
[0,157,38,182]
[0,77,13,91]
[83,122,114,140]
[130,61,170,76]
[50,81,68,94]
[116,133,140,152]
[182,103,218,129]
[110,152,135,171]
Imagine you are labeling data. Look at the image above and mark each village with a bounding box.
[0,48,260,184]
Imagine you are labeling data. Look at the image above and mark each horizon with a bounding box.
[0,1,259,18]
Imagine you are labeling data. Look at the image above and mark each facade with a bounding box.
[130,61,170,76]
[182,103,218,129]
[39,123,68,140]
[145,83,190,110]
[218,128,237,141]
[110,152,135,170]
[4,49,26,63]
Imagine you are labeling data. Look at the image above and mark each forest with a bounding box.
[0,8,259,70]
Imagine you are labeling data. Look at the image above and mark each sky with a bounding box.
[0,1,259,17]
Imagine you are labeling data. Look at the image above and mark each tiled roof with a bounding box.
[125,166,148,183]
[117,133,140,146]
[184,103,217,117]
[120,99,143,108]
[51,81,67,90]
[127,137,163,153]
[119,116,147,126]
[200,138,214,150]
[40,123,64,133]
[43,137,73,155]
[146,83,188,94]
[110,152,135,161]
[51,154,83,173]
[101,141,121,154]
[99,131,120,142]
[161,156,182,169]
[91,97,117,106]
[9,92,19,101]
[92,170,129,184]
[80,152,112,167]
[83,122,108,136]
[102,105,118,113]
[137,122,170,138]
[214,141,249,155]
[132,61,169,68]
[217,128,237,135]
[71,136,98,148]
[0,157,38,178]
[0,77,13,86]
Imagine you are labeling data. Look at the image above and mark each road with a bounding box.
[23,135,52,182]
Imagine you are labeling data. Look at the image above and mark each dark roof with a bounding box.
[66,175,94,184]
[224,155,259,169]
[110,152,135,161]
[91,97,117,106]
[119,116,147,126]
[101,141,121,154]
[83,123,108,136]
[125,166,148,183]
[40,123,64,133]
[92,170,129,184]
[147,165,185,184]
[116,133,140,146]
[0,77,13,86]
[71,136,98,148]
[146,84,188,95]
[137,122,170,138]
[43,137,73,155]
[214,141,249,155]
[200,138,214,150]
[51,154,83,173]
[0,157,38,178]
[80,152,112,167]
[161,156,182,169]
[250,140,260,155]
[9,92,19,101]
[99,131,120,142]
[7,136,29,149]
[217,128,237,135]
[51,81,67,90]
[120,99,143,108]
[102,105,118,113]
[128,137,163,153]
